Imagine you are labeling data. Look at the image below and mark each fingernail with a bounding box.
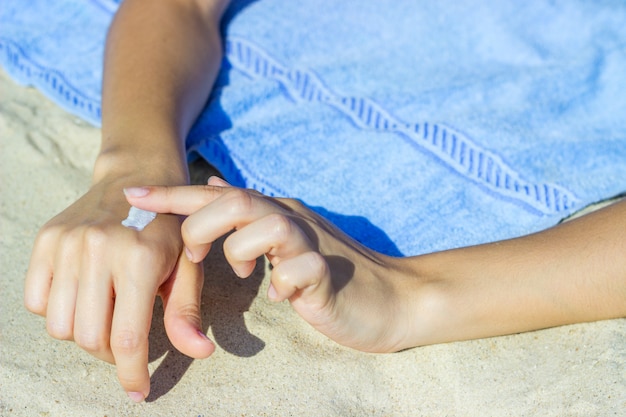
[127,391,145,403]
[197,330,210,340]
[123,187,149,198]
[208,176,231,187]
[185,246,194,262]
[267,283,278,301]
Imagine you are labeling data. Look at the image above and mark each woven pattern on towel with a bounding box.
[2,0,626,256]
[223,37,580,215]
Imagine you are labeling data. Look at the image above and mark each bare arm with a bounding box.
[96,0,229,185]
[126,182,626,353]
[406,198,626,346]
[25,0,231,403]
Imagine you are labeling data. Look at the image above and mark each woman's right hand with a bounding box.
[24,175,215,402]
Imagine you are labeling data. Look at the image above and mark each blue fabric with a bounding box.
[2,0,625,256]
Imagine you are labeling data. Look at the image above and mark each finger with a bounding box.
[180,188,286,262]
[109,270,156,401]
[124,185,227,216]
[160,250,215,359]
[223,213,314,278]
[24,227,59,315]
[73,250,115,364]
[45,244,79,340]
[269,252,333,311]
[207,176,231,187]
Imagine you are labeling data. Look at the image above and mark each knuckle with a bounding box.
[266,213,294,243]
[304,251,328,277]
[181,219,201,245]
[176,302,202,320]
[272,265,291,285]
[272,252,328,288]
[275,197,305,213]
[247,189,264,198]
[284,197,305,210]
[75,332,108,353]
[34,223,75,257]
[127,242,156,262]
[82,225,108,249]
[46,321,73,340]
[225,189,256,217]
[34,222,60,245]
[221,236,239,258]
[56,228,89,258]
[111,330,144,355]
[166,303,202,329]
[125,241,171,272]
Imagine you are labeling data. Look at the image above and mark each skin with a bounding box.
[126,178,626,353]
[24,0,626,404]
[24,0,231,403]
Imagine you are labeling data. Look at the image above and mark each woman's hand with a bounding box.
[125,177,420,354]
[23,0,232,403]
[24,176,215,402]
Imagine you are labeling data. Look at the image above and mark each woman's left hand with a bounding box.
[124,176,420,353]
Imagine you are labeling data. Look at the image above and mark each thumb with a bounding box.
[159,250,215,359]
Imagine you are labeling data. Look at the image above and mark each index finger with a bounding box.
[123,185,227,216]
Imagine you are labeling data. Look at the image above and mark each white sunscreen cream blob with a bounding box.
[121,206,157,231]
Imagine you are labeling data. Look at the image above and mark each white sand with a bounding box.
[1,69,624,416]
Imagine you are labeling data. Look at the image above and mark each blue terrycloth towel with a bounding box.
[2,0,625,256]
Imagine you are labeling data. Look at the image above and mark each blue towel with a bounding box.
[2,0,626,256]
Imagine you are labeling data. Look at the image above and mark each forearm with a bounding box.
[404,199,626,346]
[95,0,230,184]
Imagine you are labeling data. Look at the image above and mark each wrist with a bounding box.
[368,255,441,351]
[387,254,458,349]
[93,144,189,186]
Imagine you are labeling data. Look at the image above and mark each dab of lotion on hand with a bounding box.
[121,206,157,231]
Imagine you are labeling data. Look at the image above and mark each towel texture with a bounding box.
[2,0,625,255]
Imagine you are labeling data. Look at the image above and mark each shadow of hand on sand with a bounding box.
[146,239,266,402]
[145,157,403,400]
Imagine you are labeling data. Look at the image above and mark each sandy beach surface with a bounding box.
[1,68,625,416]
